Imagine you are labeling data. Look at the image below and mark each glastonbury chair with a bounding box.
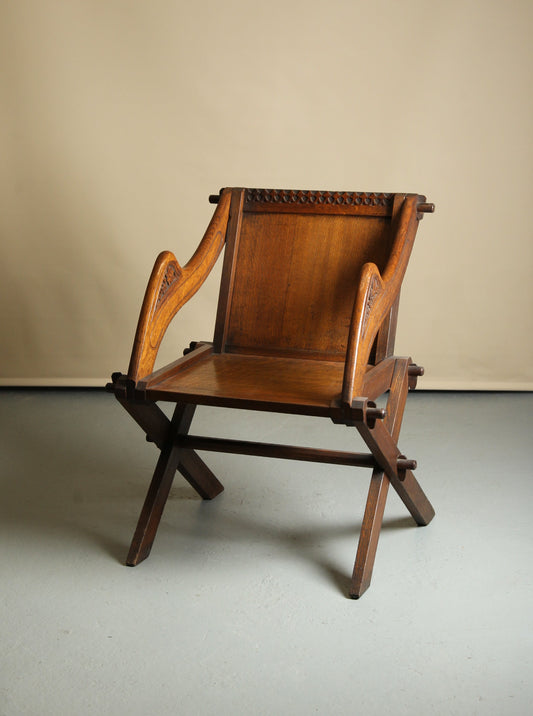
[107,187,435,598]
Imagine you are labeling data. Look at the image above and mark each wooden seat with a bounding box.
[107,187,436,597]
[144,350,346,414]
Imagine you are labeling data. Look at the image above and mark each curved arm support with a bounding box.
[342,195,420,403]
[127,189,232,381]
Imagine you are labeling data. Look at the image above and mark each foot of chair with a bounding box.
[178,449,224,500]
[126,441,182,567]
[125,400,226,566]
[126,544,152,567]
[396,469,435,526]
[350,469,390,598]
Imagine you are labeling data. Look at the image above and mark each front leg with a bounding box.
[126,402,223,566]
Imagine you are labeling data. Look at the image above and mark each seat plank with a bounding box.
[146,353,345,416]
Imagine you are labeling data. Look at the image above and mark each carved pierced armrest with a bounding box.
[342,194,428,403]
[127,189,231,381]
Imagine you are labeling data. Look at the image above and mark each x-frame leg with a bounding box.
[112,395,224,566]
[350,359,434,598]
[110,362,433,594]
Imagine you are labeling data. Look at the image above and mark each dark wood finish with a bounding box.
[243,188,395,216]
[108,186,435,598]
[224,211,394,360]
[107,373,224,501]
[342,194,421,401]
[126,403,196,565]
[176,435,378,468]
[372,293,400,364]
[137,342,214,392]
[146,351,346,415]
[213,189,245,352]
[351,357,410,598]
[126,402,225,566]
[112,393,171,449]
[357,417,435,525]
[176,449,225,500]
[361,357,397,400]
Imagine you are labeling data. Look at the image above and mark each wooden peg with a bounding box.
[417,202,434,213]
[408,364,424,377]
[366,407,386,421]
[397,456,417,481]
[365,404,386,430]
[408,363,424,390]
[183,341,199,355]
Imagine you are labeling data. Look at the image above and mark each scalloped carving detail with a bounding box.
[363,274,382,332]
[156,263,181,309]
[245,188,393,208]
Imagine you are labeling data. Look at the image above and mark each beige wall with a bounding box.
[1,0,532,389]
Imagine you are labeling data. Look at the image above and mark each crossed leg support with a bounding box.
[114,398,224,566]
[350,358,435,598]
[111,356,434,597]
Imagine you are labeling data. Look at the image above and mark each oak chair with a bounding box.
[107,187,435,598]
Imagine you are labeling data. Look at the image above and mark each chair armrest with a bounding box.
[127,189,232,381]
[342,194,424,403]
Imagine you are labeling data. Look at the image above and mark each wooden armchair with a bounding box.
[107,187,435,598]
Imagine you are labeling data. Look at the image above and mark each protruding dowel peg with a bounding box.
[105,372,121,393]
[208,194,220,204]
[397,458,417,471]
[408,364,424,377]
[408,363,424,390]
[397,457,417,480]
[417,202,435,213]
[183,341,198,355]
[366,407,386,422]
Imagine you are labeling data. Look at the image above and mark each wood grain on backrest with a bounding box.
[214,189,398,360]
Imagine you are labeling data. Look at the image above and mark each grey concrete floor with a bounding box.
[0,390,532,715]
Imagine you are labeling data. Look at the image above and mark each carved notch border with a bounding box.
[245,188,394,208]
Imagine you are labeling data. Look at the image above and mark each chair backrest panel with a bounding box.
[216,190,397,360]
